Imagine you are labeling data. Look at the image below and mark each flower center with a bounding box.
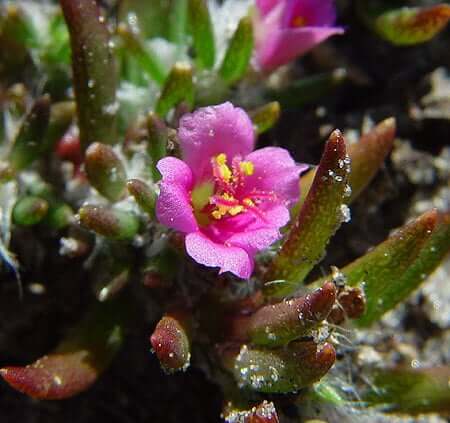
[190,153,276,226]
[291,15,307,27]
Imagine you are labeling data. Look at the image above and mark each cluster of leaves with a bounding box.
[0,0,449,422]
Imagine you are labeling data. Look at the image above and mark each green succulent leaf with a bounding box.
[168,0,188,46]
[264,131,350,299]
[0,298,128,400]
[147,111,168,181]
[9,95,51,170]
[12,196,49,226]
[219,16,253,84]
[375,5,450,46]
[187,0,215,69]
[60,0,117,150]
[127,178,156,218]
[78,205,140,241]
[117,23,166,86]
[366,212,450,325]
[85,143,127,202]
[364,367,450,414]
[228,341,336,393]
[155,62,194,118]
[268,69,347,108]
[323,210,440,327]
[249,102,281,135]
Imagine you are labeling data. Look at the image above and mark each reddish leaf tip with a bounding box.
[315,342,336,371]
[308,282,337,321]
[150,316,191,373]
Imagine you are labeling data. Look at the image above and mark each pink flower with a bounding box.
[156,102,307,279]
[254,0,344,71]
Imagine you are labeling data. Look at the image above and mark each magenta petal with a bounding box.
[185,232,253,279]
[256,0,282,17]
[257,26,344,71]
[242,147,308,207]
[156,157,198,233]
[178,102,255,182]
[226,227,281,257]
[283,0,337,27]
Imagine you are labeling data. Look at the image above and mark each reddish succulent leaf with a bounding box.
[264,130,349,298]
[375,4,450,46]
[296,117,396,209]
[60,0,117,150]
[150,311,192,373]
[1,352,98,400]
[0,299,127,399]
[365,367,450,414]
[230,282,336,347]
[347,117,396,202]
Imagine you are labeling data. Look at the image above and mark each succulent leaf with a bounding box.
[269,69,347,107]
[9,95,51,170]
[155,62,194,118]
[364,367,450,414]
[264,130,350,299]
[229,341,336,393]
[296,117,396,211]
[187,0,215,69]
[249,102,281,135]
[12,196,49,226]
[85,142,127,202]
[60,0,117,150]
[230,282,336,347]
[127,179,156,218]
[0,298,127,400]
[78,205,139,240]
[147,111,168,180]
[150,312,192,373]
[322,210,440,327]
[117,22,166,85]
[375,5,450,46]
[219,16,254,84]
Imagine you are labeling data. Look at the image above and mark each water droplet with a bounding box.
[340,204,351,223]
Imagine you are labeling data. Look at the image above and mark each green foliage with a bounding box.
[187,0,215,69]
[375,5,450,46]
[264,131,350,298]
[219,16,253,84]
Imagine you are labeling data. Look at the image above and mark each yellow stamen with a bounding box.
[292,15,307,27]
[243,198,255,207]
[229,205,244,216]
[216,153,227,165]
[215,153,232,182]
[239,161,254,176]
